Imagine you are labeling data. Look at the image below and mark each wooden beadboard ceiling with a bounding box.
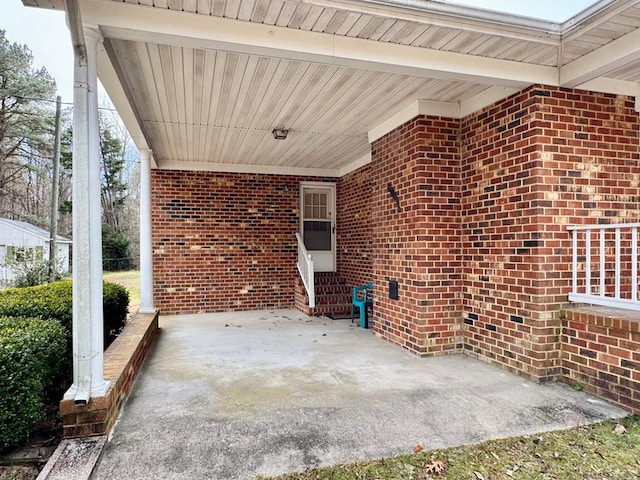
[23,0,640,175]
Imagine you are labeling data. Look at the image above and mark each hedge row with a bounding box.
[0,280,129,349]
[0,281,129,452]
[0,317,66,451]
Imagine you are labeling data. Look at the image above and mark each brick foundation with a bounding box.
[562,306,640,414]
[60,311,159,438]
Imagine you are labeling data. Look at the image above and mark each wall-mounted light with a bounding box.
[272,128,289,140]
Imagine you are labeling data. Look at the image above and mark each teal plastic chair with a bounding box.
[351,282,373,328]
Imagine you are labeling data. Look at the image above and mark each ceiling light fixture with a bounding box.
[272,128,289,140]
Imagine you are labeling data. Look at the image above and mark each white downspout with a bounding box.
[87,26,108,402]
[64,0,108,404]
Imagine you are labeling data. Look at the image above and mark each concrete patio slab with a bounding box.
[91,309,627,480]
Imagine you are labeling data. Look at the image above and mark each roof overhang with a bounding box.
[24,0,640,176]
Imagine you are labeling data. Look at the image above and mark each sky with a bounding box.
[441,0,600,21]
[1,0,600,105]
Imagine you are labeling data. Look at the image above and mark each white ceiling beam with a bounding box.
[459,86,520,117]
[560,28,640,88]
[336,153,371,177]
[368,85,521,142]
[576,78,640,98]
[97,43,154,164]
[157,160,342,177]
[331,35,555,86]
[368,100,427,142]
[82,0,557,88]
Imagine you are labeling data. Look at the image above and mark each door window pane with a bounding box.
[303,221,331,251]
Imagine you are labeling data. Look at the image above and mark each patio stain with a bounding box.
[208,368,362,415]
[145,329,364,416]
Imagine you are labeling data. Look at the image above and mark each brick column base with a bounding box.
[60,310,159,438]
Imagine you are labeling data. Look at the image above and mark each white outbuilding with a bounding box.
[0,218,71,284]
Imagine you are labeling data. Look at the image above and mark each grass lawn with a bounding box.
[103,270,140,316]
[259,416,640,480]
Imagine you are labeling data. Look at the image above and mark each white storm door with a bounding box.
[301,183,336,272]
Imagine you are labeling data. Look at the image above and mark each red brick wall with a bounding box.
[536,89,640,302]
[370,117,463,355]
[151,170,333,314]
[460,86,639,381]
[337,163,374,289]
[562,307,640,414]
[148,87,639,397]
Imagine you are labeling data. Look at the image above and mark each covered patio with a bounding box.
[21,0,640,447]
[88,310,626,479]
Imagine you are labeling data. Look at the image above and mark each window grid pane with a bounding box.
[304,190,329,220]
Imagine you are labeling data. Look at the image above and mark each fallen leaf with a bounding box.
[423,460,445,476]
[473,471,485,480]
[491,452,500,461]
[414,443,424,453]
[613,424,626,435]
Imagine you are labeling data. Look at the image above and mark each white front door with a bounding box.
[300,182,336,272]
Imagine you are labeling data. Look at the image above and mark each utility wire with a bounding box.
[12,94,120,111]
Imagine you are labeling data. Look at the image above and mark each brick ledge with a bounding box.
[563,305,640,329]
[59,310,160,438]
[561,305,640,415]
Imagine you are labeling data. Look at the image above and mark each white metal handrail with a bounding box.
[568,223,640,311]
[295,232,315,308]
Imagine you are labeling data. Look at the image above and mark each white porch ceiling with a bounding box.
[24,0,640,176]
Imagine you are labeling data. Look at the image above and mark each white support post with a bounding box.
[139,149,155,313]
[65,26,109,405]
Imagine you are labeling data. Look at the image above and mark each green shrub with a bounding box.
[0,282,73,333]
[0,316,66,451]
[102,282,129,344]
[0,282,129,451]
[0,280,129,349]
